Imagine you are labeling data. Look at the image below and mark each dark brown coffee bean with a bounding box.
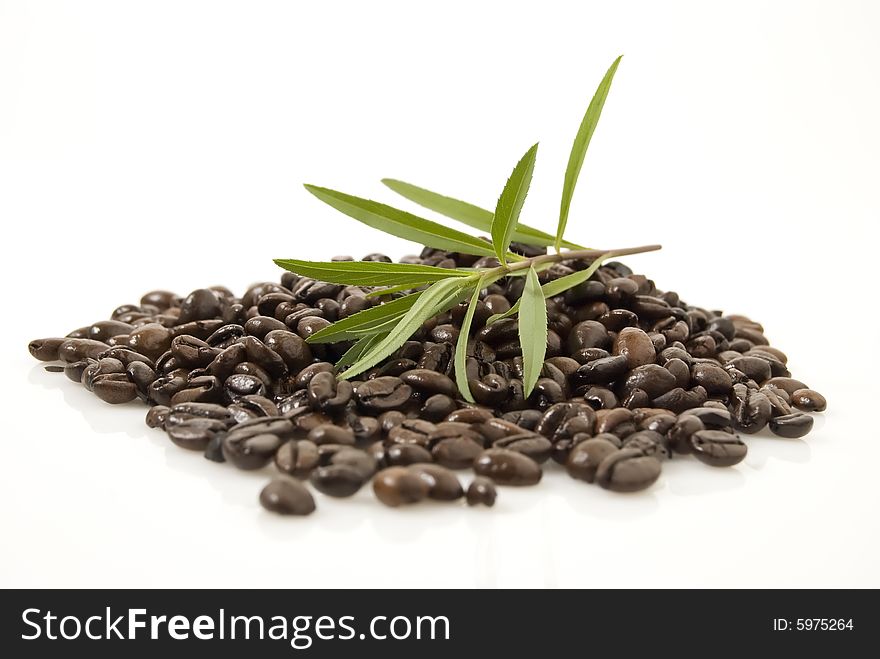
[386,443,433,466]
[408,464,463,501]
[309,464,368,497]
[259,478,316,515]
[223,432,283,470]
[356,376,413,412]
[145,405,170,429]
[572,355,628,386]
[690,430,747,467]
[58,338,109,363]
[769,412,814,438]
[399,369,457,397]
[595,449,662,492]
[92,373,138,404]
[275,439,320,478]
[473,448,542,486]
[432,436,485,469]
[594,408,635,437]
[28,337,67,361]
[668,415,705,454]
[388,419,437,446]
[419,394,457,422]
[167,418,226,451]
[622,429,670,459]
[177,289,221,324]
[444,408,494,424]
[613,327,656,369]
[264,329,313,373]
[684,407,732,429]
[727,356,771,383]
[566,437,618,483]
[732,386,772,434]
[791,389,826,413]
[466,477,497,506]
[651,386,707,413]
[567,320,611,353]
[307,424,355,446]
[306,371,352,411]
[241,336,288,378]
[373,466,430,507]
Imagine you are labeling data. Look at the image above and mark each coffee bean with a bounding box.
[385,443,433,466]
[177,289,221,324]
[684,407,732,429]
[373,467,430,507]
[168,418,226,451]
[388,419,437,446]
[668,415,704,454]
[58,338,109,363]
[145,405,170,429]
[307,371,352,411]
[223,432,283,470]
[791,389,826,412]
[92,374,138,404]
[731,386,771,434]
[622,430,670,459]
[566,437,619,483]
[259,478,316,515]
[690,430,747,467]
[727,356,771,383]
[307,424,355,446]
[408,464,463,501]
[28,337,67,361]
[492,433,553,463]
[356,376,413,411]
[691,362,732,394]
[769,413,814,438]
[264,329,313,373]
[275,439,320,478]
[465,477,497,506]
[613,327,656,369]
[310,464,368,497]
[399,369,458,397]
[619,364,677,399]
[473,449,542,486]
[419,394,457,422]
[595,449,662,492]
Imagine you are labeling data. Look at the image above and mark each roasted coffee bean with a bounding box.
[168,418,226,451]
[82,357,125,391]
[99,346,155,369]
[90,373,137,404]
[241,336,288,378]
[582,386,618,410]
[622,430,669,459]
[205,343,247,381]
[493,433,552,463]
[595,449,662,492]
[126,360,157,397]
[145,405,170,429]
[732,387,772,434]
[665,358,691,389]
[307,424,356,446]
[388,419,437,446]
[259,478,316,516]
[651,386,707,413]
[373,466,430,507]
[791,389,826,412]
[668,415,704,454]
[566,437,619,483]
[148,374,187,406]
[769,413,814,439]
[598,308,639,332]
[356,376,413,412]
[306,371,353,411]
[294,362,334,389]
[690,430,747,467]
[445,408,494,424]
[28,337,66,361]
[684,407,732,429]
[691,362,732,394]
[170,402,231,421]
[567,320,611,353]
[400,369,457,397]
[58,338,109,363]
[420,394,457,422]
[466,477,497,506]
[223,373,265,403]
[619,364,677,399]
[223,432,283,470]
[473,449,542,486]
[594,408,635,437]
[244,315,288,339]
[309,463,369,497]
[408,464,463,501]
[572,355,628,386]
[275,439,320,478]
[613,327,656,369]
[386,443,433,466]
[469,375,509,406]
[264,329,313,372]
[347,415,381,442]
[432,434,485,469]
[177,289,221,324]
[726,356,771,383]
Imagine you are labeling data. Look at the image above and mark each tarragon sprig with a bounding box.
[275,56,661,401]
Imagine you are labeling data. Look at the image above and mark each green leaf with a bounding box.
[304,185,497,257]
[335,332,388,370]
[364,283,423,298]
[381,178,583,249]
[273,258,472,287]
[307,292,421,344]
[519,265,547,397]
[340,277,473,380]
[453,278,486,403]
[556,55,622,252]
[492,143,538,264]
[486,254,611,325]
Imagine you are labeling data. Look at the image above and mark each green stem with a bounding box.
[487,243,661,279]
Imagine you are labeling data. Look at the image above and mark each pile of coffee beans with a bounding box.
[28,245,826,515]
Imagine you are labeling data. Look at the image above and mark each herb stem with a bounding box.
[491,243,662,277]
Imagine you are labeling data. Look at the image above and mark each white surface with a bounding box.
[1,0,878,588]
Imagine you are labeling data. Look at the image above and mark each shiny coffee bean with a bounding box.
[223,432,283,470]
[92,373,138,404]
[769,413,814,438]
[466,477,497,507]
[145,405,170,429]
[492,433,553,464]
[373,467,430,507]
[473,449,542,486]
[388,419,437,446]
[566,437,618,483]
[408,464,463,501]
[307,371,352,411]
[385,443,433,466]
[310,464,368,497]
[400,369,458,397]
[167,418,226,451]
[307,424,355,446]
[791,389,826,412]
[275,439,320,478]
[28,337,66,361]
[613,327,656,369]
[259,478,316,515]
[595,449,662,492]
[690,430,747,467]
[356,376,413,411]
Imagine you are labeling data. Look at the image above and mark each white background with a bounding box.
[1,0,878,588]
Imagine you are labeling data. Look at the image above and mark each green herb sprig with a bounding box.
[275,56,661,401]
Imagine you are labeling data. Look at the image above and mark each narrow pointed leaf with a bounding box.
[486,255,611,325]
[364,283,423,298]
[519,265,547,397]
[273,258,472,287]
[339,277,472,380]
[306,292,421,344]
[453,278,485,403]
[492,143,538,263]
[335,332,388,370]
[381,179,583,248]
[556,55,622,252]
[304,185,496,257]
